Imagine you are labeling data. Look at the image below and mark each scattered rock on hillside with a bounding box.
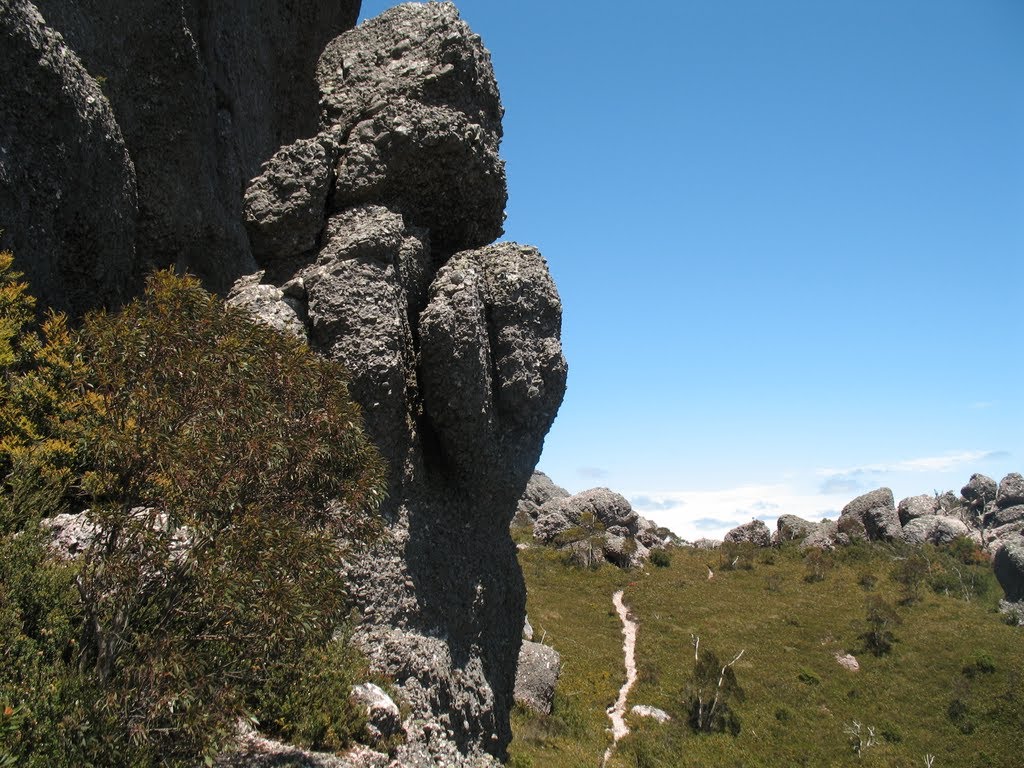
[901,516,970,546]
[993,535,1024,603]
[631,705,671,723]
[603,535,649,569]
[996,473,1024,509]
[962,473,998,507]
[834,652,859,672]
[514,641,560,715]
[897,494,938,525]
[724,519,771,547]
[839,488,895,542]
[38,513,98,559]
[776,514,817,543]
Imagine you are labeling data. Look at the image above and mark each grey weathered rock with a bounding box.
[244,136,338,261]
[863,505,902,542]
[38,513,99,559]
[316,4,506,254]
[0,0,140,315]
[993,535,1024,603]
[987,520,1024,548]
[691,538,722,550]
[897,494,938,525]
[962,473,998,507]
[776,514,817,543]
[984,504,1024,529]
[227,273,307,339]
[350,682,402,742]
[522,616,533,642]
[724,519,772,547]
[602,535,648,569]
[630,705,671,723]
[996,473,1024,509]
[533,488,638,544]
[801,520,843,550]
[839,488,894,541]
[226,7,566,759]
[901,516,970,546]
[15,0,360,304]
[514,641,561,715]
[515,471,570,523]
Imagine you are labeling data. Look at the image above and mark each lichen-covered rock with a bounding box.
[514,641,560,715]
[724,519,771,547]
[901,516,970,546]
[962,473,998,507]
[897,494,938,525]
[39,513,99,559]
[533,488,638,544]
[227,272,307,339]
[776,514,817,543]
[603,535,648,569]
[993,535,1024,603]
[996,473,1024,509]
[0,0,140,315]
[316,3,506,254]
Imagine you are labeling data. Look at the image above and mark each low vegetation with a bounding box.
[511,540,1023,767]
[0,255,385,767]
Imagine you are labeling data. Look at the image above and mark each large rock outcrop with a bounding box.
[2,0,360,311]
[228,5,566,762]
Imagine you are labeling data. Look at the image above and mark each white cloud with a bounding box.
[817,450,1001,479]
[630,484,847,542]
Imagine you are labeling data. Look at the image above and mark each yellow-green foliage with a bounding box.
[1,266,387,767]
[513,543,1023,768]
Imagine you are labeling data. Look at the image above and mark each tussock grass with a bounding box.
[511,543,1024,768]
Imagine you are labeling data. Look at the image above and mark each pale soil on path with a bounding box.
[602,589,638,766]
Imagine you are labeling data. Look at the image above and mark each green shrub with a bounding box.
[720,541,755,571]
[649,548,671,568]
[803,548,831,583]
[891,551,929,605]
[683,643,744,735]
[1,268,386,766]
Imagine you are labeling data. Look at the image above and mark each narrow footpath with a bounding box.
[602,589,638,767]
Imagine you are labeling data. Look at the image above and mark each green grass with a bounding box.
[510,543,1024,768]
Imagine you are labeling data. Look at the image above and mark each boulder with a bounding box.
[724,520,771,547]
[962,473,998,507]
[993,536,1024,603]
[349,682,402,742]
[776,514,817,543]
[801,520,843,550]
[533,488,638,544]
[996,473,1024,509]
[839,488,895,542]
[602,535,648,569]
[863,505,903,542]
[897,494,938,525]
[901,516,970,546]
[515,471,570,523]
[691,538,722,550]
[984,505,1024,529]
[316,3,506,254]
[514,641,561,715]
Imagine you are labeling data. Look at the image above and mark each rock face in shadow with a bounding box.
[0,0,139,315]
[228,4,566,762]
[3,0,360,309]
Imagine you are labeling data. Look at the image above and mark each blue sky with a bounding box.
[358,1,1024,539]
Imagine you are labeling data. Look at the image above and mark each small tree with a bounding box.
[683,635,745,735]
[892,551,929,605]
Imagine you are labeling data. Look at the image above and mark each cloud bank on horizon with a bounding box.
[623,450,1012,542]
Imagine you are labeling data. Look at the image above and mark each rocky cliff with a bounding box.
[1,1,566,763]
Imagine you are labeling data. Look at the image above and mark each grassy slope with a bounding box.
[510,543,1024,768]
